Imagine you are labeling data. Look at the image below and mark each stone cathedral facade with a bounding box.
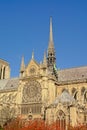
[0,18,87,129]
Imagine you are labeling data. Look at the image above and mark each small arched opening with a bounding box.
[0,67,2,79]
[74,91,78,100]
[72,88,78,100]
[3,66,5,79]
[62,88,68,93]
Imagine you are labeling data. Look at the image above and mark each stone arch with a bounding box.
[81,87,85,95]
[74,91,78,100]
[72,88,76,94]
[84,90,87,103]
[56,110,66,130]
[81,87,87,102]
[62,88,68,93]
[72,88,78,100]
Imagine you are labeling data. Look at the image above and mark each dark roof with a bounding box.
[0,78,19,91]
[58,66,87,82]
[51,91,75,107]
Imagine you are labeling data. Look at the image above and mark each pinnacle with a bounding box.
[20,56,25,72]
[32,50,34,60]
[43,51,47,65]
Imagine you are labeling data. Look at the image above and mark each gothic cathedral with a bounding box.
[0,18,87,129]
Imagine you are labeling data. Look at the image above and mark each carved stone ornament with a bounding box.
[30,67,36,74]
[22,81,42,103]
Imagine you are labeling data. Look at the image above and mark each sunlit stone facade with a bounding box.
[0,18,87,129]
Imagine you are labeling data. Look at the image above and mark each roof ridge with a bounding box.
[58,65,87,71]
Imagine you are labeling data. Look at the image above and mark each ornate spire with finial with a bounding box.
[20,56,25,74]
[47,17,56,70]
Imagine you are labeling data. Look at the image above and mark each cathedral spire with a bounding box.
[49,17,53,42]
[47,17,56,71]
[48,17,54,49]
[20,56,25,74]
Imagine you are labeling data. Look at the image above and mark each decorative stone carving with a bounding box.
[22,80,42,103]
[29,66,36,74]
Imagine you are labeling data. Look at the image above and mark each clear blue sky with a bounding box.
[0,0,87,77]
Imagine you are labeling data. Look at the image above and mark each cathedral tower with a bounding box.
[0,59,10,79]
[47,17,56,73]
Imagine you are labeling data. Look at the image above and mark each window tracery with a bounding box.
[21,81,42,114]
[22,80,42,103]
[56,110,66,130]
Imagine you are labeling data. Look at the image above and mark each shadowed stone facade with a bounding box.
[0,18,87,129]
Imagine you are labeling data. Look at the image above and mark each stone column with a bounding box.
[1,66,4,79]
[65,114,69,130]
[0,65,1,79]
[5,65,10,79]
[70,106,77,127]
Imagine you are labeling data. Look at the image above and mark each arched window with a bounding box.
[72,88,76,94]
[81,87,87,103]
[3,67,5,79]
[81,87,85,95]
[56,110,66,130]
[22,81,42,115]
[74,92,78,100]
[0,67,2,79]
